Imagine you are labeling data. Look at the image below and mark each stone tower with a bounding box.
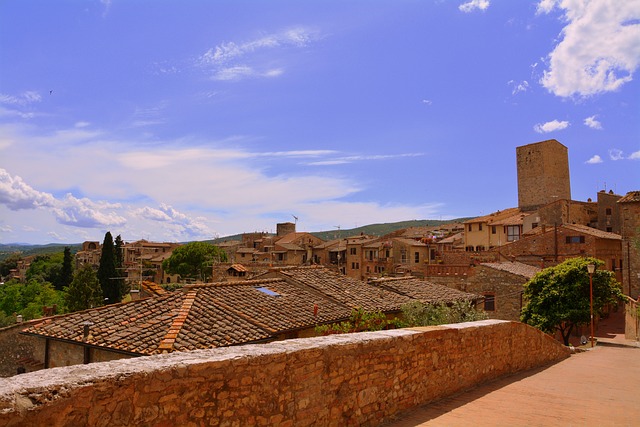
[276,222,296,237]
[516,139,571,211]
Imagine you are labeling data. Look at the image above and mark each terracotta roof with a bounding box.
[438,232,463,244]
[392,237,427,247]
[236,247,258,254]
[563,224,622,240]
[274,266,412,311]
[21,287,274,355]
[141,281,166,296]
[276,243,304,251]
[480,262,540,279]
[369,277,481,304]
[464,207,521,225]
[618,191,640,203]
[228,264,248,272]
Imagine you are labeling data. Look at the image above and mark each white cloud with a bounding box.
[536,0,559,15]
[584,115,603,129]
[422,99,433,105]
[0,168,125,229]
[586,155,603,164]
[533,119,570,133]
[0,91,42,106]
[459,0,490,13]
[540,1,640,97]
[508,80,530,95]
[134,204,212,237]
[197,27,319,81]
[609,148,624,160]
[0,168,56,210]
[629,150,640,160]
[212,66,284,81]
[307,153,425,166]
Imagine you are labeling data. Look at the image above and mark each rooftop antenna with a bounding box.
[292,214,299,225]
[334,225,341,240]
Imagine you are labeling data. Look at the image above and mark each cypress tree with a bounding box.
[97,231,119,304]
[56,246,74,291]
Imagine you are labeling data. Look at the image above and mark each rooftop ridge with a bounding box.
[157,289,197,353]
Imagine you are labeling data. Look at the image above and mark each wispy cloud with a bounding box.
[459,0,490,13]
[585,155,603,164]
[307,153,425,166]
[508,80,529,95]
[584,115,603,130]
[198,27,319,81]
[629,150,640,160]
[533,119,569,133]
[0,91,42,106]
[539,1,640,97]
[609,149,624,161]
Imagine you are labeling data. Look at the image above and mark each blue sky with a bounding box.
[1,0,639,245]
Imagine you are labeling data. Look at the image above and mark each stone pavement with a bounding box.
[384,310,640,426]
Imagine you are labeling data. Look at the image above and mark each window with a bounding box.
[491,226,496,234]
[351,262,359,269]
[479,223,483,231]
[385,249,390,258]
[475,245,485,252]
[468,224,472,232]
[483,293,495,311]
[255,287,281,297]
[350,248,357,255]
[606,227,612,232]
[565,236,585,244]
[414,252,420,263]
[506,225,520,242]
[611,259,616,271]
[605,208,612,215]
[531,223,538,229]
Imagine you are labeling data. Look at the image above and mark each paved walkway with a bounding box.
[384,310,640,426]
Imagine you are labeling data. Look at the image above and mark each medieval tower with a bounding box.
[516,139,571,211]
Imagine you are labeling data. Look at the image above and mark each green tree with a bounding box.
[400,300,487,327]
[56,246,74,291]
[0,253,22,278]
[65,264,103,312]
[25,253,63,284]
[520,257,623,346]
[162,242,228,282]
[97,231,119,304]
[0,279,65,321]
[315,308,393,335]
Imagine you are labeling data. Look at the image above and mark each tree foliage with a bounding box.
[315,308,394,335]
[97,232,119,304]
[0,253,22,278]
[25,253,63,285]
[399,300,488,327]
[65,264,103,312]
[58,246,74,291]
[520,257,623,346]
[162,242,228,282]
[0,279,65,323]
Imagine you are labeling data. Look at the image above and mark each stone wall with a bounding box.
[0,322,44,377]
[0,320,570,427]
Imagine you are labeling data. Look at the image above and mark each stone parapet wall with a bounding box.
[0,320,570,427]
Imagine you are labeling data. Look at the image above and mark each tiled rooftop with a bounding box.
[481,262,541,279]
[369,277,481,304]
[22,267,485,357]
[276,266,412,312]
[618,191,640,203]
[464,207,522,225]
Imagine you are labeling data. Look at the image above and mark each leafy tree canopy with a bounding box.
[65,264,103,312]
[0,253,22,278]
[0,279,65,323]
[25,253,63,284]
[400,300,488,327]
[162,242,228,282]
[520,257,623,346]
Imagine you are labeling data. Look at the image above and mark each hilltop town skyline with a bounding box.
[1,1,639,245]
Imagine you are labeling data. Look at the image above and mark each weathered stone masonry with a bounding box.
[0,320,570,427]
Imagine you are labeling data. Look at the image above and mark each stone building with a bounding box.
[619,191,640,298]
[516,139,571,211]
